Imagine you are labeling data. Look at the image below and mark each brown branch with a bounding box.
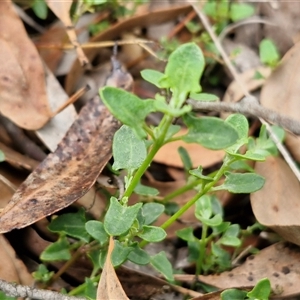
[187,97,300,136]
[0,279,86,300]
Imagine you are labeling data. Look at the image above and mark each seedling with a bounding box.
[38,43,280,299]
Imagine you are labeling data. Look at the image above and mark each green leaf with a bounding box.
[48,208,90,243]
[229,160,254,172]
[214,172,265,193]
[111,241,132,266]
[100,87,155,138]
[247,278,271,300]
[138,225,167,242]
[154,100,192,117]
[41,237,71,261]
[127,244,150,265]
[88,249,101,275]
[161,43,204,98]
[142,203,165,225]
[190,92,219,102]
[219,236,241,247]
[164,202,179,215]
[0,150,5,162]
[221,288,247,300]
[112,125,147,171]
[230,3,255,22]
[178,146,193,171]
[195,195,213,219]
[150,252,174,281]
[0,291,16,300]
[189,166,213,181]
[134,182,159,197]
[225,114,249,140]
[182,114,239,150]
[141,69,165,88]
[32,0,48,19]
[104,197,142,236]
[176,227,196,242]
[83,277,97,300]
[85,221,109,245]
[198,214,223,227]
[32,264,54,283]
[259,39,280,67]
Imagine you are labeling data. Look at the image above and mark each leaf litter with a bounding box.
[1,1,300,300]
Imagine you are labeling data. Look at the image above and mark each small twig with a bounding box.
[0,279,86,300]
[0,174,17,192]
[191,2,300,182]
[187,97,300,136]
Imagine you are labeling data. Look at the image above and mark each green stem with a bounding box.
[123,115,173,199]
[197,223,208,276]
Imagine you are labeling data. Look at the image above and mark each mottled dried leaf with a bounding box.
[251,156,300,246]
[0,0,52,130]
[175,242,300,298]
[97,237,129,300]
[0,97,120,233]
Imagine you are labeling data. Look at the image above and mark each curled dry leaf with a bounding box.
[251,156,300,246]
[97,237,129,300]
[260,42,300,161]
[0,0,51,130]
[0,97,120,233]
[175,242,300,298]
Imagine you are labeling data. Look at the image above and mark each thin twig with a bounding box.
[0,279,86,300]
[191,2,300,182]
[187,98,300,136]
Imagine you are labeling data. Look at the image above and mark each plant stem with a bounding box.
[123,114,174,198]
[196,223,208,276]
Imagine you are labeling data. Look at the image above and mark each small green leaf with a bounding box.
[48,208,90,243]
[128,245,150,265]
[225,114,249,140]
[165,124,181,140]
[247,278,271,300]
[178,146,193,171]
[0,150,5,162]
[190,92,219,102]
[0,291,16,300]
[176,227,196,242]
[112,125,147,171]
[198,214,223,227]
[150,252,174,281]
[221,288,247,300]
[142,203,165,225]
[195,195,213,220]
[229,160,254,172]
[230,3,255,22]
[41,237,71,261]
[83,277,97,300]
[164,202,179,215]
[154,100,192,117]
[138,225,167,242]
[189,167,214,181]
[104,197,142,236]
[141,69,165,88]
[85,221,109,245]
[134,182,159,197]
[214,172,265,193]
[32,0,48,19]
[100,87,155,138]
[111,241,132,266]
[259,39,280,67]
[32,264,54,283]
[183,114,239,150]
[161,43,204,98]
[219,236,241,247]
[88,249,101,275]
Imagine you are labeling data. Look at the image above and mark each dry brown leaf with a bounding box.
[97,237,129,300]
[0,234,33,285]
[0,98,120,233]
[46,0,89,67]
[251,156,300,246]
[154,129,224,168]
[65,3,192,94]
[0,0,52,130]
[260,42,300,161]
[175,242,300,298]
